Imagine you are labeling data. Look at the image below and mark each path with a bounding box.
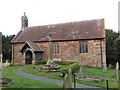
[12,65,105,89]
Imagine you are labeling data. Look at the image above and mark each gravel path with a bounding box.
[12,65,105,89]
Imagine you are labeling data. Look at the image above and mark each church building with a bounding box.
[11,13,106,67]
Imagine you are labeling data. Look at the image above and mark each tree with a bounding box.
[2,35,15,62]
[105,29,119,67]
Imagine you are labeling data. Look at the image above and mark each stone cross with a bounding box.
[115,62,119,80]
[63,68,72,88]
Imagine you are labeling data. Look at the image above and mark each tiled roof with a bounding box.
[21,41,43,52]
[12,19,105,43]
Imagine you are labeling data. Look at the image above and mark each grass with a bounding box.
[2,65,61,88]
[84,66,116,79]
[23,65,120,88]
[23,65,68,80]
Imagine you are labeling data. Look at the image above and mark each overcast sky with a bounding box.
[0,0,119,35]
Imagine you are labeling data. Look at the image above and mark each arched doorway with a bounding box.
[25,50,32,65]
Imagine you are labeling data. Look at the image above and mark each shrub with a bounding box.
[61,62,79,74]
[55,61,76,65]
[35,60,47,65]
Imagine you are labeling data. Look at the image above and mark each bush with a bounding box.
[35,60,76,65]
[35,60,47,65]
[55,61,76,65]
[61,62,79,74]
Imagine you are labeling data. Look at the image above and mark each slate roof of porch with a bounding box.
[20,41,43,52]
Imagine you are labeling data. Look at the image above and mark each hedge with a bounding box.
[61,62,79,74]
[35,60,47,65]
[35,60,76,65]
[54,61,76,65]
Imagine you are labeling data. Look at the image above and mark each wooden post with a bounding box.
[106,80,109,90]
[74,74,76,88]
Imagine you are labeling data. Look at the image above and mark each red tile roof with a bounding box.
[12,19,105,43]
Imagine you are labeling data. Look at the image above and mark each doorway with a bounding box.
[25,50,32,65]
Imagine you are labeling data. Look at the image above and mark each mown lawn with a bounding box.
[23,65,68,80]
[23,65,120,88]
[2,65,61,89]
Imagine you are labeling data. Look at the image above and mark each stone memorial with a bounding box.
[79,62,84,75]
[0,54,3,87]
[63,68,72,88]
[41,59,60,72]
[0,54,3,71]
[76,61,102,82]
[115,62,119,80]
[4,60,10,67]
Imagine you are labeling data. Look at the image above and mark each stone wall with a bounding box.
[12,39,106,67]
[12,43,24,65]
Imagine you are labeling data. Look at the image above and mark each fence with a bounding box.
[73,73,120,89]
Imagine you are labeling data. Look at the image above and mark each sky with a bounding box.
[0,0,119,35]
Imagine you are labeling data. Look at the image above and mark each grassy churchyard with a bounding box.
[2,61,120,89]
[3,65,61,88]
[23,64,119,88]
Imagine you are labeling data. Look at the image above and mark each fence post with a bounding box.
[106,80,109,90]
[74,74,76,88]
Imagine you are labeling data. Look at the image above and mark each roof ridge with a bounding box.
[26,18,104,28]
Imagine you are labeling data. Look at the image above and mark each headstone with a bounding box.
[79,62,84,75]
[102,63,107,72]
[115,62,119,80]
[4,60,10,67]
[0,54,2,63]
[69,68,72,87]
[0,54,3,70]
[63,68,72,88]
[0,54,3,87]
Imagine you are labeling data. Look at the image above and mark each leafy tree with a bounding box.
[105,29,119,67]
[2,35,15,62]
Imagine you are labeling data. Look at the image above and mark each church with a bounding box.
[11,13,106,67]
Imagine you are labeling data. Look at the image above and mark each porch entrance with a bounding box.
[20,41,44,65]
[25,50,32,65]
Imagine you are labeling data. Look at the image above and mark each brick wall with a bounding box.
[12,39,106,67]
[12,43,25,65]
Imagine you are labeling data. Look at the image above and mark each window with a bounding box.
[80,43,88,53]
[52,44,59,54]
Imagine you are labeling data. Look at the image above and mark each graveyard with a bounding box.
[1,62,119,88]
[22,63,119,88]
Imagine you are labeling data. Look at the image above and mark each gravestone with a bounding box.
[4,60,10,67]
[115,62,119,80]
[63,68,72,88]
[0,54,3,87]
[79,62,84,75]
[0,54,3,70]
